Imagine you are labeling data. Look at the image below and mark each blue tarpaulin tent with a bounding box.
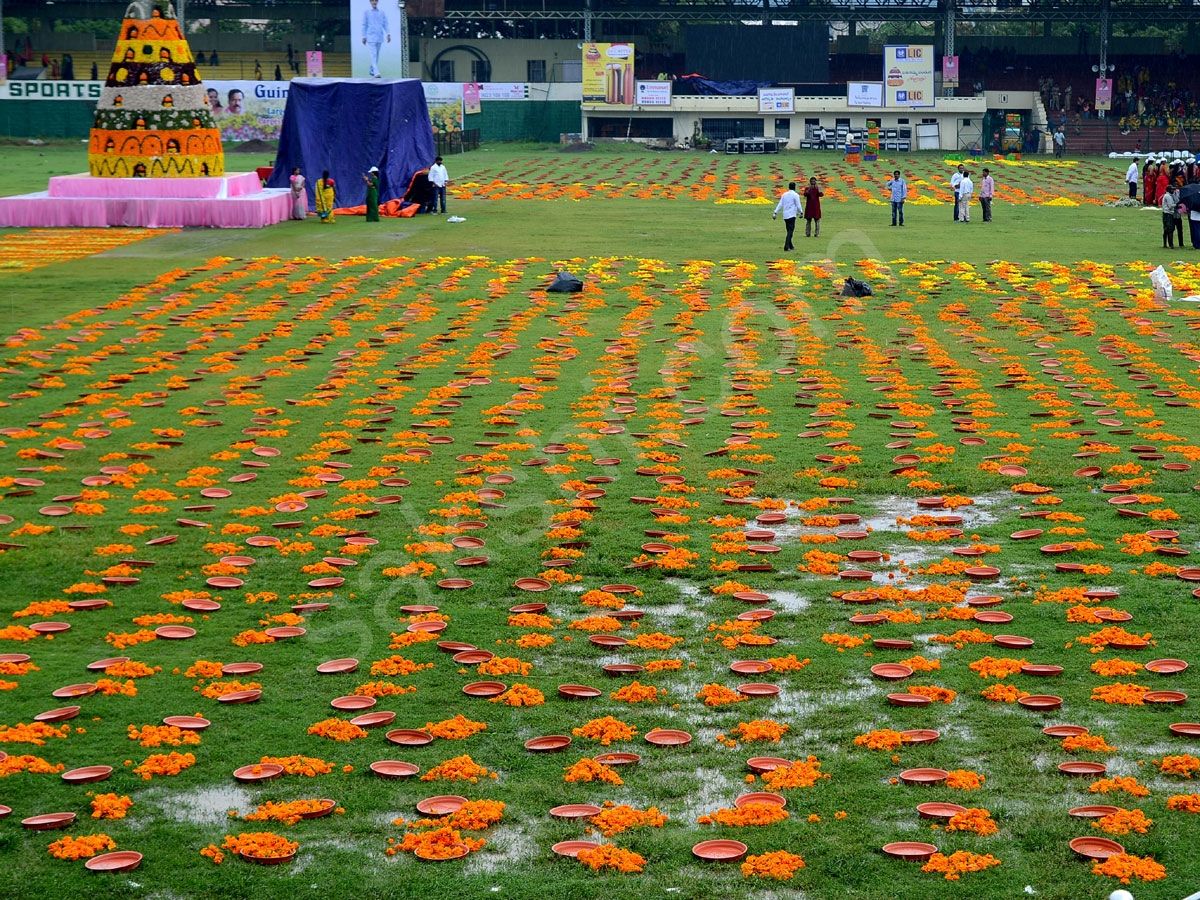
[266,78,436,211]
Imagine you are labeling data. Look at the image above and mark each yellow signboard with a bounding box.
[582,43,635,105]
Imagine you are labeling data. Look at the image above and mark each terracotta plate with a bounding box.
[1069,805,1121,819]
[515,577,551,592]
[734,792,785,808]
[22,812,76,830]
[233,763,284,783]
[386,729,434,746]
[1144,690,1187,705]
[1021,665,1064,677]
[645,728,691,746]
[217,689,262,704]
[463,681,506,698]
[417,795,467,815]
[1018,694,1063,711]
[85,850,143,873]
[899,768,949,785]
[692,840,748,862]
[901,729,940,744]
[1058,761,1107,777]
[746,757,791,773]
[882,842,938,861]
[62,765,113,785]
[34,705,80,723]
[351,711,396,729]
[222,662,263,676]
[888,693,932,707]
[593,752,640,766]
[916,802,966,821]
[550,803,602,819]
[1147,659,1188,675]
[1069,837,1124,860]
[871,664,914,681]
[552,840,600,858]
[316,658,359,675]
[163,715,210,730]
[525,735,572,753]
[558,684,601,700]
[1169,722,1200,737]
[370,760,419,779]
[736,682,780,698]
[52,683,97,699]
[1043,725,1088,738]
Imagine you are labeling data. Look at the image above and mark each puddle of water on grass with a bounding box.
[465,824,535,873]
[151,783,252,825]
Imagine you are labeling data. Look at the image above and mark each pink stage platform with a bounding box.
[0,173,292,228]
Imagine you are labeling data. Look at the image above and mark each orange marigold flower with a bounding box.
[741,850,806,880]
[572,716,637,745]
[698,802,789,827]
[420,754,495,783]
[89,793,133,819]
[610,681,662,703]
[424,715,487,740]
[576,843,645,873]
[1159,754,1200,778]
[1091,852,1166,884]
[922,850,1001,880]
[47,833,116,860]
[1092,808,1153,835]
[945,808,998,836]
[589,805,667,837]
[563,757,623,785]
[307,718,369,741]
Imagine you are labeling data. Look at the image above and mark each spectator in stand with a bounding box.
[62,53,73,80]
[254,59,263,80]
[211,50,220,67]
[196,51,206,65]
[50,58,60,79]
[275,64,282,81]
[979,168,994,222]
[90,61,98,80]
[1063,84,1072,112]
[1125,158,1140,199]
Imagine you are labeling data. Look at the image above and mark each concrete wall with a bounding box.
[412,39,582,83]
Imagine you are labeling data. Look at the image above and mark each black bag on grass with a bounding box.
[841,277,873,298]
[547,271,584,293]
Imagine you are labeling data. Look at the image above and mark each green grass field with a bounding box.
[1,141,1199,900]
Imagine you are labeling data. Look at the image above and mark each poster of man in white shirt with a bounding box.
[351,0,398,79]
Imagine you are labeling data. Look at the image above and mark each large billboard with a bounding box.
[422,82,463,134]
[582,42,635,105]
[884,45,934,109]
[351,0,403,79]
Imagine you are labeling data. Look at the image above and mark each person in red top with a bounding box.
[1155,163,1169,206]
[1143,160,1156,206]
[802,176,823,237]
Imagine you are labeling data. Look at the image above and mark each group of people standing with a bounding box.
[1126,156,1200,250]
[286,157,450,224]
[948,163,996,223]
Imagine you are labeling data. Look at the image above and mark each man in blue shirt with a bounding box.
[886,170,907,226]
[362,0,391,78]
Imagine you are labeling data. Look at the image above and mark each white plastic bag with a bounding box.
[1150,265,1173,302]
[447,215,465,223]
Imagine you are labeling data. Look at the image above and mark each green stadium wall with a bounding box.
[0,98,581,143]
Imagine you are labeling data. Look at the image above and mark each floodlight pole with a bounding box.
[583,0,592,43]
[178,0,185,36]
[943,0,954,98]
[399,0,409,78]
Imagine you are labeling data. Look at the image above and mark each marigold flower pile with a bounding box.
[741,850,806,880]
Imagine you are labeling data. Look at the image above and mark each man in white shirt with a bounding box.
[1053,127,1065,158]
[361,0,390,78]
[950,163,964,221]
[1125,159,1140,199]
[817,125,827,149]
[772,181,801,251]
[957,170,974,223]
[427,156,449,214]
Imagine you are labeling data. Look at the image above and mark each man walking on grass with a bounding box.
[979,168,994,222]
[950,163,965,221]
[772,181,801,251]
[1126,158,1140,199]
[957,169,974,223]
[886,170,907,226]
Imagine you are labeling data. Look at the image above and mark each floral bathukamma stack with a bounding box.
[88,0,224,178]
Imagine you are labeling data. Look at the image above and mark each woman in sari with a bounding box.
[363,166,380,222]
[315,170,336,224]
[289,167,307,220]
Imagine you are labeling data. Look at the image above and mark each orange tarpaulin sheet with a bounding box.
[332,199,421,218]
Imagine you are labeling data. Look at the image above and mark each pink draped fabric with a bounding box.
[0,191,292,228]
[47,172,263,199]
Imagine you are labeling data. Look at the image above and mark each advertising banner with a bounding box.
[635,81,671,107]
[757,87,795,114]
[478,82,528,100]
[351,0,402,79]
[847,82,883,108]
[884,44,934,108]
[422,81,464,134]
[942,55,959,88]
[463,82,481,114]
[581,42,635,105]
[205,81,289,142]
[1095,78,1112,111]
[0,80,102,100]
[306,51,324,78]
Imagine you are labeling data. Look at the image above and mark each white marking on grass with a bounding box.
[464,824,535,873]
[149,784,252,825]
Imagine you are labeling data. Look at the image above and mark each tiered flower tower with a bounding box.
[0,0,290,229]
[89,0,224,178]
